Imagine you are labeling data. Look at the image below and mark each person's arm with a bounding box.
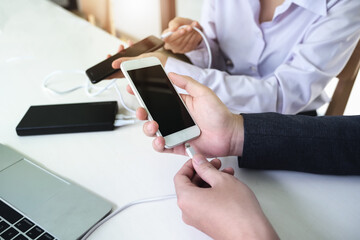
[162,17,204,54]
[240,113,360,175]
[174,154,279,240]
[133,72,360,175]
[183,0,226,70]
[131,72,244,158]
[166,1,360,114]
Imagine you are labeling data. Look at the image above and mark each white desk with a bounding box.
[1,1,359,239]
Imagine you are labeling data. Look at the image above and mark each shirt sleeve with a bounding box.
[165,1,360,114]
[184,0,227,70]
[238,113,360,175]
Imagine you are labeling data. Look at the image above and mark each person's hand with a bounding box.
[132,72,245,158]
[105,40,168,77]
[174,154,279,240]
[106,43,131,59]
[111,51,169,70]
[162,17,203,54]
[105,42,134,79]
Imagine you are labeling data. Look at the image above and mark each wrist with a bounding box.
[224,209,279,240]
[239,213,279,240]
[229,114,244,156]
[153,52,168,66]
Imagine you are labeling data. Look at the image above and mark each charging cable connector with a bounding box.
[185,143,196,159]
[114,113,138,127]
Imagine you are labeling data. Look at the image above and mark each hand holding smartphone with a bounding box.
[86,36,164,84]
[121,57,201,148]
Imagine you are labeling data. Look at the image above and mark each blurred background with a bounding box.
[49,0,204,42]
[48,0,359,116]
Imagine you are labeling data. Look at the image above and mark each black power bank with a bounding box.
[16,101,118,136]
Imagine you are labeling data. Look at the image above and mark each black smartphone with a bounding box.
[16,101,118,136]
[86,35,164,84]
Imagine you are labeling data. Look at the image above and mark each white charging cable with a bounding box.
[114,113,140,127]
[185,143,196,159]
[42,70,136,115]
[80,144,201,239]
[81,194,176,240]
[161,25,212,69]
[42,69,86,95]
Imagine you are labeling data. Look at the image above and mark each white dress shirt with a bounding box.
[164,0,360,114]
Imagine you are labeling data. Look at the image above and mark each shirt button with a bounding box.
[226,59,233,67]
[250,66,257,72]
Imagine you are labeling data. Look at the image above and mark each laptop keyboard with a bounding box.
[0,199,56,240]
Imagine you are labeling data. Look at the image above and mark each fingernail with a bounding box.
[193,154,207,165]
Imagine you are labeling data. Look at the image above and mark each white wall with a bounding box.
[111,0,203,41]
[112,0,161,40]
[176,0,203,21]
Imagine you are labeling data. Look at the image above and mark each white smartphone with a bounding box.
[121,57,201,148]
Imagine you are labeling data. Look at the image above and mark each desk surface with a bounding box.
[1,1,360,239]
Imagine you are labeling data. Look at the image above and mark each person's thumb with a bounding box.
[192,154,221,187]
[168,20,181,32]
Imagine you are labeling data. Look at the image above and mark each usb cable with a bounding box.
[185,143,196,158]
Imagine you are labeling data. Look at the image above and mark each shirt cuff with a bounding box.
[165,57,203,82]
[184,41,209,68]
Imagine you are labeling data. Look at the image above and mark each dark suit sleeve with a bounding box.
[238,113,360,175]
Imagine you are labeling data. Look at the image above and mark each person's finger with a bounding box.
[192,155,222,187]
[168,17,183,32]
[176,32,195,52]
[221,167,235,176]
[191,21,202,31]
[191,158,221,186]
[152,137,174,154]
[126,84,134,95]
[174,159,196,192]
[168,72,210,97]
[112,56,134,69]
[136,107,148,120]
[210,158,222,169]
[117,44,125,53]
[184,32,201,52]
[184,25,192,32]
[164,29,187,45]
[143,121,158,137]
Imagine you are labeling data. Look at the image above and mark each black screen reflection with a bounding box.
[128,65,195,136]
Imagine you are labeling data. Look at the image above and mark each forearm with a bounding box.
[164,58,279,114]
[239,113,360,175]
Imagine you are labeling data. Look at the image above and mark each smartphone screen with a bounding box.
[127,65,195,137]
[86,36,164,84]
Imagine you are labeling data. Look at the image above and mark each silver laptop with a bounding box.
[0,144,112,240]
